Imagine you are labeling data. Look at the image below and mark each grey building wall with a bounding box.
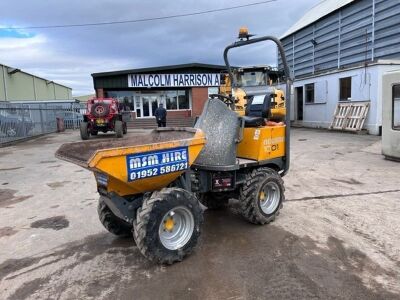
[279,0,400,79]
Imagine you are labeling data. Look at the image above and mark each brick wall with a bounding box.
[191,87,208,117]
[96,88,104,98]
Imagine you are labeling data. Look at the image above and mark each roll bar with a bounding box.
[223,35,292,176]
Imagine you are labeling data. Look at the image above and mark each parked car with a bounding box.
[0,109,34,137]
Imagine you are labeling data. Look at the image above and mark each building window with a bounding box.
[166,91,178,110]
[393,84,400,130]
[106,91,135,110]
[178,90,189,109]
[340,77,352,101]
[305,83,314,103]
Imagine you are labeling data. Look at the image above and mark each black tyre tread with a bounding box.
[97,200,132,237]
[133,188,203,265]
[239,167,284,225]
[123,122,127,134]
[80,122,89,140]
[115,120,123,138]
[199,192,230,210]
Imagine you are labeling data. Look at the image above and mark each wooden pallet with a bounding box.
[330,101,370,132]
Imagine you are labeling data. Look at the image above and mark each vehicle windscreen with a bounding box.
[234,71,267,87]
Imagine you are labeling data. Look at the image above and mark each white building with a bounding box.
[279,0,400,135]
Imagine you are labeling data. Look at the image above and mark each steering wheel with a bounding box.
[209,94,235,109]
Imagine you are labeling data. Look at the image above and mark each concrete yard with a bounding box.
[0,128,399,299]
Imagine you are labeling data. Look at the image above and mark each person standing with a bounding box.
[154,103,167,127]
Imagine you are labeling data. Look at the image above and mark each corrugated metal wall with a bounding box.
[279,0,400,79]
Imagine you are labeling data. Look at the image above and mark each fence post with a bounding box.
[39,104,45,134]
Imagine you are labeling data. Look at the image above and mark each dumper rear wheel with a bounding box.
[115,120,123,138]
[239,167,284,225]
[133,188,203,264]
[98,200,132,237]
[80,122,89,140]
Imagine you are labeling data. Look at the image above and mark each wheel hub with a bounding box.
[159,206,194,250]
[259,181,280,215]
[163,215,175,232]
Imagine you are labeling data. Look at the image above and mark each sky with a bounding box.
[0,0,320,96]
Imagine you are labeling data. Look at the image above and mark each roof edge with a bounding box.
[0,63,72,90]
[280,0,355,39]
[92,62,228,78]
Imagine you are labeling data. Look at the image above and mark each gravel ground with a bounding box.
[0,128,399,300]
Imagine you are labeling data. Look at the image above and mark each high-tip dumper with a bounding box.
[56,29,292,264]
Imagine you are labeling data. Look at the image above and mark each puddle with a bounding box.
[30,216,69,231]
[3,209,399,300]
[0,227,18,238]
[0,189,32,208]
[47,181,71,188]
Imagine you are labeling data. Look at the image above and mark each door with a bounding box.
[296,87,303,121]
[141,95,158,117]
[382,73,400,160]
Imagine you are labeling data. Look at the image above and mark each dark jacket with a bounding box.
[154,107,167,122]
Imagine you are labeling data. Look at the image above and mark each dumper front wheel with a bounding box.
[98,200,133,237]
[133,188,203,264]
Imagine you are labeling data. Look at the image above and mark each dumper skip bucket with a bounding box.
[56,128,206,196]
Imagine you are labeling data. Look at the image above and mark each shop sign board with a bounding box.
[128,73,220,88]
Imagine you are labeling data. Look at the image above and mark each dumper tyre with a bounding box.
[115,120,123,138]
[198,192,229,210]
[133,188,203,264]
[80,122,89,140]
[239,167,284,225]
[97,200,132,237]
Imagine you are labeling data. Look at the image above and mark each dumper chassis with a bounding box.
[56,32,292,264]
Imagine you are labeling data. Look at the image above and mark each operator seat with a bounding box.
[242,93,272,127]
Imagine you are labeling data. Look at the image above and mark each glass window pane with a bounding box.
[178,90,189,109]
[106,91,134,110]
[166,91,177,110]
[393,85,400,130]
[305,83,314,103]
[340,77,352,101]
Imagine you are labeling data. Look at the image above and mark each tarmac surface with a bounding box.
[0,128,399,299]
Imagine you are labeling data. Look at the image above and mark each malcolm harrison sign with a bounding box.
[128,73,221,88]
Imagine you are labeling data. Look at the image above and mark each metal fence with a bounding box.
[0,101,84,145]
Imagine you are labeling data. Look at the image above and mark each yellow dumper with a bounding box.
[56,30,292,264]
